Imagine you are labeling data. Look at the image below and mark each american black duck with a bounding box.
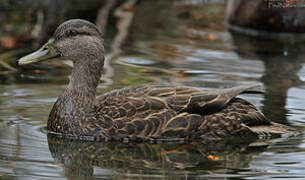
[18,19,293,141]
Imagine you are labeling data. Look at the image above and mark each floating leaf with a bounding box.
[207,155,220,161]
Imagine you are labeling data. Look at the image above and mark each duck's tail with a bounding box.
[249,122,295,136]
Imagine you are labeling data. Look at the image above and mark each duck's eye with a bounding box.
[66,29,78,37]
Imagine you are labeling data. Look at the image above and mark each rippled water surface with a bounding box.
[1,1,305,179]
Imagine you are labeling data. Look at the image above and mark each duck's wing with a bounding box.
[96,84,263,121]
[164,84,263,114]
[162,84,291,136]
[95,84,272,140]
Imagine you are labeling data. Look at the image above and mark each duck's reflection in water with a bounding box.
[47,134,281,180]
[230,32,305,125]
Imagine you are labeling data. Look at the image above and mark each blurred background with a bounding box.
[1,0,305,179]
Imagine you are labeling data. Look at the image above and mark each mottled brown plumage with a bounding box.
[19,19,293,141]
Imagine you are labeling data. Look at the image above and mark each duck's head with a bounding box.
[18,19,104,66]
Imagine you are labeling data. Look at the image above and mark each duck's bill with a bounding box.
[18,39,60,66]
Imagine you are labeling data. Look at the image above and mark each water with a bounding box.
[1,1,305,179]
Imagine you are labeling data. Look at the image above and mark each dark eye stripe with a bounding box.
[55,31,93,41]
[67,29,77,36]
[66,31,92,37]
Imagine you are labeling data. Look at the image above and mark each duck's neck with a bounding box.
[64,55,104,108]
[48,55,104,134]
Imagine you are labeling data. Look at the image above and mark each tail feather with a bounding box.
[249,122,294,135]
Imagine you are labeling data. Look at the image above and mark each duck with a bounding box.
[18,19,293,141]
